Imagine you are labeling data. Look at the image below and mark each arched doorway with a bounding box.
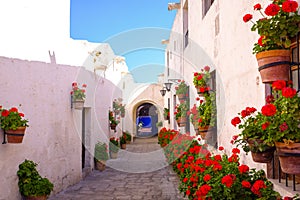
[136,103,158,137]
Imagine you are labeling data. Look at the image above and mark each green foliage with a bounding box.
[0,106,29,131]
[174,101,189,120]
[175,80,189,95]
[109,110,119,125]
[109,137,119,153]
[193,67,211,88]
[163,108,170,119]
[158,128,179,147]
[94,142,109,161]
[244,1,300,54]
[156,121,163,128]
[17,159,54,197]
[120,135,126,144]
[190,92,216,128]
[71,82,86,100]
[123,131,131,141]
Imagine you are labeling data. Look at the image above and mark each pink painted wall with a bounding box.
[0,56,121,200]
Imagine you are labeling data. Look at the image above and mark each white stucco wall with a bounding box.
[0,56,121,200]
[165,0,268,170]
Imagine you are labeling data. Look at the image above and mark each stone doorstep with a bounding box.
[270,179,300,197]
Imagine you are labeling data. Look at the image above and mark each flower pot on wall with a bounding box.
[72,100,85,110]
[176,116,187,127]
[198,126,213,140]
[177,93,187,103]
[5,126,26,143]
[247,138,275,163]
[110,124,117,130]
[256,49,290,83]
[275,142,300,174]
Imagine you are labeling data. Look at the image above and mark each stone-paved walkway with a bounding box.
[49,136,187,200]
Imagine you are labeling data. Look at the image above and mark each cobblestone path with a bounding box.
[49,137,187,200]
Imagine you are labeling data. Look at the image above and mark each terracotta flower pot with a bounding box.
[73,99,85,110]
[177,93,187,102]
[198,126,213,140]
[247,138,275,163]
[24,195,47,200]
[176,116,187,127]
[256,49,290,83]
[121,143,126,149]
[6,126,26,143]
[95,160,106,171]
[110,151,118,159]
[275,142,300,174]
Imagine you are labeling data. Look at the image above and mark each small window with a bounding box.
[203,0,214,18]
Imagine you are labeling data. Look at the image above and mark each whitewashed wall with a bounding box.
[166,0,269,170]
[0,56,121,200]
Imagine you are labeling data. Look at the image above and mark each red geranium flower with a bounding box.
[221,174,236,188]
[254,3,262,10]
[231,117,241,127]
[282,87,297,98]
[242,180,251,188]
[261,104,276,116]
[282,0,298,12]
[272,80,286,90]
[243,14,253,22]
[261,122,270,130]
[238,164,249,174]
[279,122,288,132]
[203,174,211,182]
[264,3,280,16]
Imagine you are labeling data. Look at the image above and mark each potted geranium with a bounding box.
[175,142,281,200]
[120,134,126,149]
[175,80,189,102]
[260,80,300,174]
[17,159,54,200]
[109,137,119,159]
[193,92,216,140]
[109,110,119,131]
[193,66,211,95]
[0,106,29,143]
[231,106,275,163]
[94,142,109,171]
[243,1,300,83]
[163,108,170,121]
[174,102,189,127]
[71,82,87,110]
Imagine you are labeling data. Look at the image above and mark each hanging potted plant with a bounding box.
[163,108,170,121]
[0,106,29,143]
[175,80,189,102]
[109,110,119,131]
[231,106,275,163]
[195,92,216,140]
[260,80,300,174]
[174,102,189,127]
[71,82,87,110]
[243,1,300,83]
[94,142,109,171]
[120,104,125,118]
[109,137,119,159]
[193,66,211,96]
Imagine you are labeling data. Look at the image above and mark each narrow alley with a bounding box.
[49,137,186,200]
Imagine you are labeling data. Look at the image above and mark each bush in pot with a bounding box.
[17,159,54,199]
[94,142,109,171]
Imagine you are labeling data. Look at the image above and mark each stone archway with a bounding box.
[135,102,158,137]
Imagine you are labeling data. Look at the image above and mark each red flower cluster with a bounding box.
[282,0,298,12]
[251,180,266,196]
[158,127,179,148]
[264,3,280,16]
[261,104,276,117]
[221,174,236,188]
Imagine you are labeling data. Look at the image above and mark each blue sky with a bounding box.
[70,0,177,83]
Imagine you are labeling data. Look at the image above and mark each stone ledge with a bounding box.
[270,179,300,197]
